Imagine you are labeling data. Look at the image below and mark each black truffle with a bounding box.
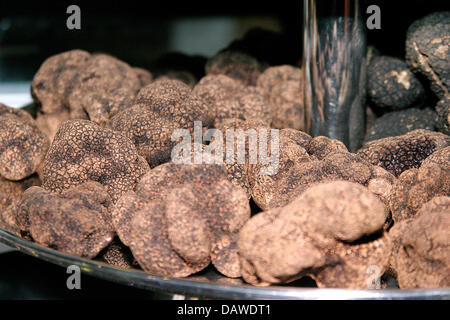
[364,108,438,142]
[435,97,450,135]
[367,56,425,110]
[405,12,450,99]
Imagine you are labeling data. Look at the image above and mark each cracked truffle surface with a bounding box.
[406,12,450,99]
[238,181,391,288]
[368,56,425,109]
[43,120,149,202]
[0,103,50,181]
[111,79,212,168]
[389,146,449,222]
[390,196,450,288]
[112,162,250,278]
[436,97,450,135]
[16,182,114,258]
[357,129,449,177]
[364,108,438,142]
[205,51,265,86]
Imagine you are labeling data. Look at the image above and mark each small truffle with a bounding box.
[0,175,40,211]
[357,129,450,177]
[112,162,250,278]
[238,181,391,288]
[364,108,438,142]
[155,71,197,88]
[406,12,450,99]
[390,196,450,288]
[43,120,149,202]
[367,56,425,109]
[111,79,212,168]
[205,51,265,86]
[98,237,139,269]
[389,146,449,222]
[435,97,450,135]
[0,103,50,181]
[16,182,114,258]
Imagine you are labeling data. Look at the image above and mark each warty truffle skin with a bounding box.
[112,162,250,278]
[435,96,450,135]
[389,196,450,289]
[205,51,266,86]
[357,129,450,177]
[367,56,425,110]
[364,108,438,142]
[238,181,391,288]
[0,103,50,181]
[389,146,449,222]
[42,119,149,203]
[15,182,115,259]
[405,12,450,99]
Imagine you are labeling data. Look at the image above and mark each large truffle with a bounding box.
[257,65,305,130]
[406,12,450,99]
[249,131,395,210]
[42,120,149,202]
[364,108,438,142]
[435,96,450,135]
[15,182,114,258]
[111,79,212,168]
[389,196,450,288]
[112,162,250,278]
[205,51,265,86]
[367,56,425,110]
[238,181,391,288]
[357,129,450,177]
[0,103,50,181]
[389,146,449,222]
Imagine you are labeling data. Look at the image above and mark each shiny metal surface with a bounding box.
[1,229,448,300]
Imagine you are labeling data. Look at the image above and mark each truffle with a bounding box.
[16,182,114,258]
[249,132,395,210]
[389,196,450,288]
[389,146,449,222]
[238,181,391,288]
[364,108,438,142]
[357,129,449,177]
[112,162,250,278]
[0,103,50,181]
[0,175,40,211]
[435,96,450,135]
[98,237,139,269]
[367,56,425,110]
[111,79,212,168]
[155,71,197,88]
[42,119,149,202]
[133,67,153,87]
[205,51,265,86]
[257,65,305,130]
[405,12,450,99]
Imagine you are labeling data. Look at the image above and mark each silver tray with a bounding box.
[1,229,449,300]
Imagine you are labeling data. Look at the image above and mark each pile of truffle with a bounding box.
[0,12,449,290]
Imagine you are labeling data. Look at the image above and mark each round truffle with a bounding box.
[367,56,425,109]
[406,12,450,99]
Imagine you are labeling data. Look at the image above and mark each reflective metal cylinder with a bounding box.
[303,0,366,151]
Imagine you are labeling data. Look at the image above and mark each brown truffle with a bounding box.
[98,237,138,269]
[436,96,450,135]
[390,196,450,288]
[257,65,305,130]
[357,129,450,177]
[155,70,197,88]
[111,79,212,168]
[249,132,395,210]
[238,181,391,288]
[0,201,21,236]
[16,182,114,258]
[389,146,449,222]
[112,162,250,278]
[0,175,40,211]
[43,119,149,202]
[0,103,50,181]
[133,67,153,87]
[205,51,265,86]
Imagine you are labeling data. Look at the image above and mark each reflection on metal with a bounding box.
[1,229,449,300]
[303,0,366,151]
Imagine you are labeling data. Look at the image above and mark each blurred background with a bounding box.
[0,0,447,299]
